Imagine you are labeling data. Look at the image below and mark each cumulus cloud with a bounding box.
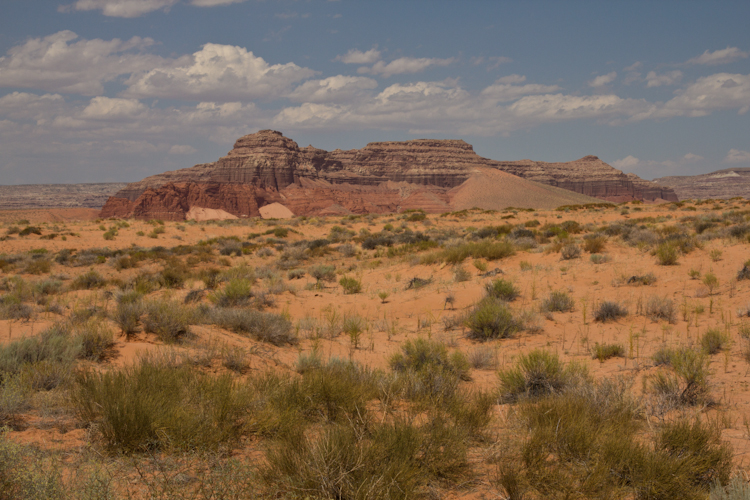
[68,0,179,17]
[335,48,381,64]
[682,153,704,162]
[0,31,162,95]
[657,73,750,117]
[82,97,147,119]
[612,155,640,169]
[687,46,749,66]
[191,0,247,6]
[481,78,560,102]
[725,149,750,163]
[358,57,456,78]
[288,75,377,103]
[589,72,617,88]
[645,70,683,87]
[124,43,316,101]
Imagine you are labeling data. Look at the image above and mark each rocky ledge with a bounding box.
[653,168,750,200]
[101,130,677,219]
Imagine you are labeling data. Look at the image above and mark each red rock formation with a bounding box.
[100,130,678,219]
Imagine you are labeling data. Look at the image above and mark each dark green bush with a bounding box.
[484,279,519,302]
[594,301,627,322]
[498,349,587,402]
[540,290,575,313]
[464,297,522,341]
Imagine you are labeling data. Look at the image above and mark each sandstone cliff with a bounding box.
[101,130,676,219]
[652,168,750,200]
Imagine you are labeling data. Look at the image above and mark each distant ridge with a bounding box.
[653,168,750,200]
[0,183,128,210]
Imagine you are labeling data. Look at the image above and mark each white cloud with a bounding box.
[335,48,381,64]
[589,71,617,88]
[624,61,642,72]
[124,43,316,101]
[687,46,749,66]
[169,144,198,154]
[725,149,750,163]
[69,0,179,17]
[494,74,526,84]
[288,75,377,103]
[657,73,750,117]
[683,153,704,162]
[82,97,147,119]
[508,94,642,123]
[645,70,683,87]
[0,31,162,95]
[358,57,456,78]
[481,79,560,102]
[612,155,640,169]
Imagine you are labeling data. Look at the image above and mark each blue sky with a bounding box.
[1,0,749,184]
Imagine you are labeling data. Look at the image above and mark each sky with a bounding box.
[1,0,749,185]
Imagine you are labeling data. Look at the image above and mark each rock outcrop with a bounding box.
[101,130,677,219]
[652,168,750,200]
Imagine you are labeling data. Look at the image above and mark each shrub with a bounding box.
[389,337,470,382]
[650,348,710,407]
[339,276,362,294]
[498,349,587,402]
[590,253,610,264]
[594,301,627,322]
[309,264,336,284]
[582,235,607,253]
[452,265,471,282]
[18,226,41,236]
[464,297,522,341]
[468,346,496,369]
[113,301,142,337]
[435,239,515,264]
[645,295,676,323]
[73,360,246,453]
[591,342,625,361]
[70,270,106,290]
[484,279,519,302]
[75,320,115,361]
[655,241,680,265]
[210,278,253,307]
[24,259,51,275]
[142,300,194,343]
[700,328,729,355]
[560,243,581,260]
[210,309,296,345]
[540,290,575,313]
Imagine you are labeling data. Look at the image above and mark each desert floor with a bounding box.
[1,199,750,499]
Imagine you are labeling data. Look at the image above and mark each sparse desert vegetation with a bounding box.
[1,200,750,499]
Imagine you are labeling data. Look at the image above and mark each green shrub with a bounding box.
[339,276,362,294]
[210,278,253,307]
[484,279,519,301]
[75,320,114,361]
[498,349,587,402]
[650,348,710,407]
[113,301,142,337]
[73,360,247,453]
[700,328,729,355]
[464,297,522,341]
[540,290,575,313]
[594,301,627,322]
[432,239,515,264]
[591,342,625,360]
[309,264,336,284]
[390,338,470,382]
[24,260,51,275]
[655,241,680,265]
[590,253,610,264]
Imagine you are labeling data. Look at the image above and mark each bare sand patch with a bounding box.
[186,206,238,221]
[259,202,295,219]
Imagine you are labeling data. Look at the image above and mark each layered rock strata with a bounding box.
[101,130,677,219]
[653,168,750,200]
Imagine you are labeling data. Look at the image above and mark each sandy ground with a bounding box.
[3,201,750,497]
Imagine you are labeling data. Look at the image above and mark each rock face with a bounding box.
[493,156,678,203]
[101,130,677,219]
[652,168,750,200]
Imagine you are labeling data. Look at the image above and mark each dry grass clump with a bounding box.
[582,234,607,253]
[427,239,515,264]
[649,347,710,408]
[591,342,625,361]
[594,301,628,322]
[645,295,676,323]
[654,241,680,265]
[560,243,582,260]
[209,309,296,345]
[700,328,730,355]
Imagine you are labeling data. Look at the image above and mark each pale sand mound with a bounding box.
[186,206,238,221]
[259,202,295,219]
[449,167,604,211]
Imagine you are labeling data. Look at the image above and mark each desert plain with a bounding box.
[2,199,750,499]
